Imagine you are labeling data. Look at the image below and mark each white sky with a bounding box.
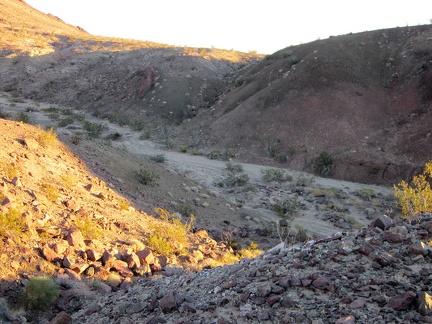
[25,0,432,54]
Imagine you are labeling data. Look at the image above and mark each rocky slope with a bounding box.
[176,25,432,185]
[73,214,432,323]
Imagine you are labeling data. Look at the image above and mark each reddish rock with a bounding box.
[64,268,81,281]
[41,245,58,262]
[120,277,133,291]
[136,248,155,264]
[86,249,101,262]
[222,280,237,289]
[301,278,312,287]
[136,67,157,98]
[358,243,374,256]
[370,215,393,231]
[382,231,404,243]
[24,137,39,150]
[84,304,102,316]
[409,241,429,256]
[49,311,71,324]
[417,292,432,316]
[335,315,355,324]
[267,295,281,306]
[52,242,68,254]
[159,290,178,313]
[388,291,416,310]
[11,177,22,187]
[111,259,133,277]
[349,298,366,309]
[125,252,141,270]
[66,228,85,249]
[84,183,92,191]
[63,200,77,211]
[312,276,329,290]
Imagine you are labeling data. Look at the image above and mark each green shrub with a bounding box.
[16,112,30,123]
[82,121,107,138]
[261,168,287,182]
[40,182,59,201]
[75,218,103,240]
[57,117,74,127]
[226,162,243,173]
[106,132,122,141]
[136,168,160,185]
[208,150,221,160]
[0,208,25,237]
[149,154,166,163]
[25,277,59,310]
[273,197,301,218]
[179,146,188,153]
[312,151,334,177]
[224,173,250,187]
[394,161,432,217]
[147,208,194,255]
[36,127,57,148]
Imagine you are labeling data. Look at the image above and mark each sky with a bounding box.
[25,0,432,54]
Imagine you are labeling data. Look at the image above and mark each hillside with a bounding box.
[175,25,432,185]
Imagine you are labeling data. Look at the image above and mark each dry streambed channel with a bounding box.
[0,93,394,241]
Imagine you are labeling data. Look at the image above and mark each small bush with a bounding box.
[261,168,287,182]
[118,200,130,211]
[273,197,301,218]
[57,117,74,127]
[71,133,81,145]
[0,208,25,237]
[312,151,334,177]
[75,218,103,240]
[224,173,250,187]
[36,128,57,148]
[0,162,19,179]
[226,162,243,173]
[16,112,30,123]
[25,277,59,310]
[82,121,107,138]
[149,154,166,163]
[295,225,308,242]
[179,145,188,153]
[40,182,59,202]
[176,203,196,218]
[394,160,432,217]
[147,208,194,255]
[136,168,160,185]
[106,132,122,141]
[208,150,221,160]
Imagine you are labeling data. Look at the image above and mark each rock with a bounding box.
[159,290,178,313]
[11,177,22,187]
[23,137,39,150]
[111,259,134,277]
[417,292,432,316]
[86,249,101,262]
[382,230,404,243]
[349,298,366,309]
[136,249,155,265]
[41,245,58,262]
[409,241,429,256]
[64,268,80,281]
[311,276,329,290]
[370,215,393,231]
[136,67,157,97]
[335,315,355,324]
[84,304,102,316]
[66,228,86,249]
[126,301,146,314]
[49,311,71,324]
[125,252,141,270]
[388,291,417,310]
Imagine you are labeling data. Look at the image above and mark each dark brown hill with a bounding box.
[176,25,432,185]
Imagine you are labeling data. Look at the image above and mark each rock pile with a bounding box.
[72,214,432,323]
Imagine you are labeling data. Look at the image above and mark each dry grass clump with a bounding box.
[0,208,25,237]
[36,127,57,148]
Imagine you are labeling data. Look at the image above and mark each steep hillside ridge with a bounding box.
[0,0,261,127]
[175,25,432,185]
[0,119,253,323]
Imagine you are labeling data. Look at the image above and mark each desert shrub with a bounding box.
[106,132,122,141]
[273,197,301,218]
[71,133,81,145]
[15,112,30,123]
[238,242,263,259]
[147,208,194,255]
[0,162,19,179]
[224,173,250,187]
[139,129,151,140]
[226,162,243,173]
[57,117,74,127]
[262,137,279,157]
[36,127,57,148]
[313,151,334,177]
[179,146,188,153]
[164,139,174,150]
[149,154,166,163]
[82,121,107,138]
[40,182,59,201]
[358,188,376,200]
[25,276,59,310]
[0,109,11,119]
[176,203,196,218]
[75,218,103,240]
[261,168,287,182]
[208,150,221,160]
[394,160,432,217]
[0,208,25,237]
[118,200,130,211]
[295,225,308,242]
[136,168,160,185]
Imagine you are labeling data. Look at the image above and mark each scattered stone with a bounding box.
[388,291,417,311]
[49,311,71,324]
[66,228,86,249]
[159,290,178,313]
